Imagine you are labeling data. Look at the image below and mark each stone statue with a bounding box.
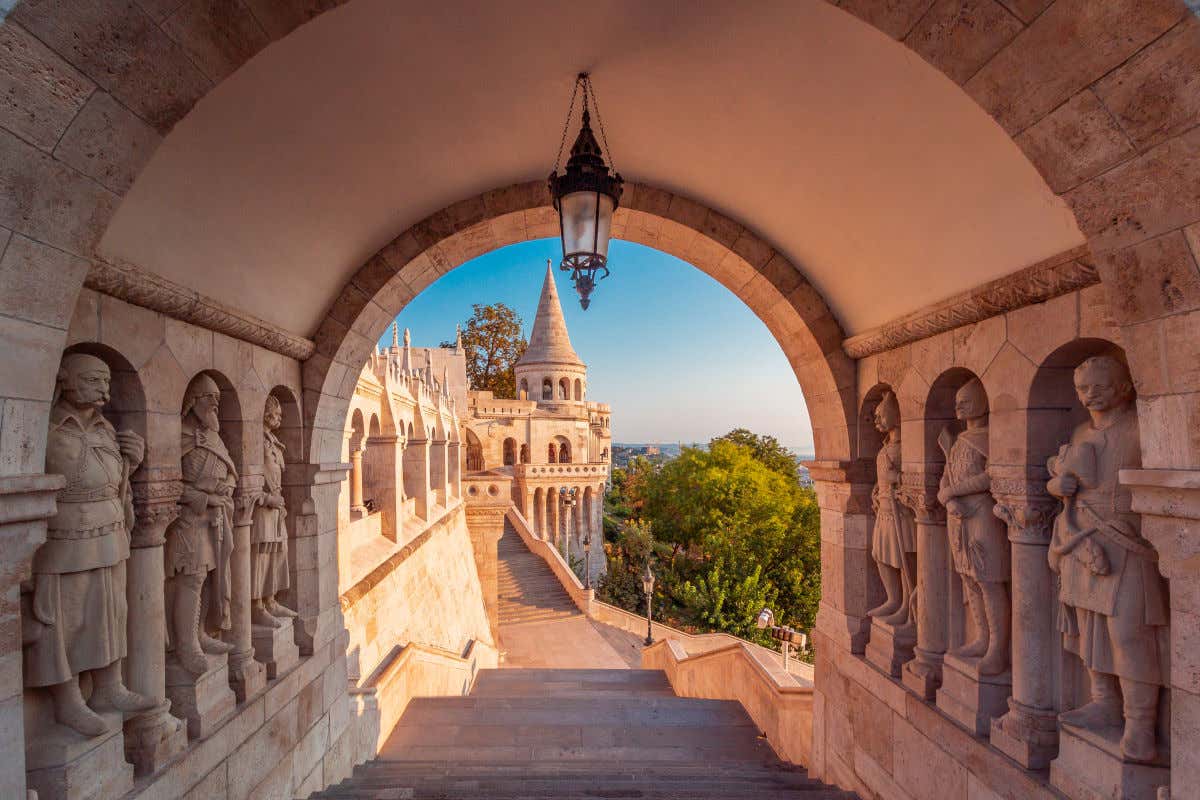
[867,391,917,626]
[165,374,236,675]
[250,395,297,629]
[937,378,1010,675]
[1047,355,1168,762]
[23,353,155,736]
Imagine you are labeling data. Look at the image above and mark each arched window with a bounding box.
[548,443,557,463]
[558,378,569,400]
[519,378,528,399]
[466,430,484,472]
[520,443,530,463]
[573,379,582,400]
[555,436,571,464]
[542,378,553,400]
[503,437,517,466]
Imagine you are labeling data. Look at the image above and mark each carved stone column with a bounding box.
[403,438,430,521]
[989,484,1061,769]
[463,473,512,645]
[226,476,266,703]
[349,446,366,516]
[123,478,187,775]
[809,460,877,656]
[900,474,949,700]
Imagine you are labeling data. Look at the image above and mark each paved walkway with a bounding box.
[496,523,645,669]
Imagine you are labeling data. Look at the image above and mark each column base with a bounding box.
[226,649,267,703]
[25,710,133,800]
[123,701,187,777]
[815,604,871,655]
[252,619,301,680]
[935,653,1012,737]
[864,617,916,678]
[165,654,236,740]
[990,697,1059,770]
[902,649,944,700]
[1051,724,1169,800]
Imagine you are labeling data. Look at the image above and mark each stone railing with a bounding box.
[514,462,609,479]
[642,637,814,766]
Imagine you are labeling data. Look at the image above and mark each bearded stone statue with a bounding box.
[165,374,236,675]
[250,395,297,629]
[1047,355,1168,762]
[937,378,1010,675]
[24,353,155,736]
[867,390,917,626]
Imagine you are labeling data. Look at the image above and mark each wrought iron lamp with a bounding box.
[642,563,656,646]
[582,531,592,590]
[548,73,624,310]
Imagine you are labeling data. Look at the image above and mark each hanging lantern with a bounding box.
[548,73,624,310]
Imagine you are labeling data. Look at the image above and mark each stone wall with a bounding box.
[340,502,494,690]
[811,283,1184,800]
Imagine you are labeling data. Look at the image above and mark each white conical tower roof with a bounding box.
[517,262,584,367]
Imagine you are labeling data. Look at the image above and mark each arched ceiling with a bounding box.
[99,0,1084,338]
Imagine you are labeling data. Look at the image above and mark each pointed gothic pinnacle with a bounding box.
[403,327,411,348]
[391,322,399,348]
[516,260,583,367]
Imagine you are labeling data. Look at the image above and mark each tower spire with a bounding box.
[515,260,583,368]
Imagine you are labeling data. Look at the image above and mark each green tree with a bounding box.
[711,428,800,482]
[443,303,527,398]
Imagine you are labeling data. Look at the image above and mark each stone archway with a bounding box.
[304,180,857,467]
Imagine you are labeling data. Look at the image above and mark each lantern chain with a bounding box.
[585,74,617,175]
[553,75,583,175]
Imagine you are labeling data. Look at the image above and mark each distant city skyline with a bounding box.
[384,239,814,453]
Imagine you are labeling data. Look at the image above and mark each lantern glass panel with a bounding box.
[560,190,615,259]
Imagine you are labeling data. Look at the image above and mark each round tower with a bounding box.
[515,261,587,405]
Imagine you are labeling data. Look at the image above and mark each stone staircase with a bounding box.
[309,669,857,799]
[496,523,581,626]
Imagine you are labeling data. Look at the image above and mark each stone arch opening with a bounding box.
[574,379,583,401]
[465,429,484,472]
[502,437,517,466]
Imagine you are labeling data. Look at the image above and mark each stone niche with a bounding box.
[813,287,1175,800]
[15,288,362,800]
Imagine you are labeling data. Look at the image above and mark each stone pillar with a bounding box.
[1124,468,1200,799]
[226,477,266,703]
[123,478,187,775]
[0,474,63,800]
[463,473,511,645]
[989,485,1061,769]
[900,474,949,699]
[429,438,448,506]
[291,462,350,657]
[448,441,461,498]
[349,446,365,515]
[809,461,877,656]
[366,434,402,541]
[403,439,430,521]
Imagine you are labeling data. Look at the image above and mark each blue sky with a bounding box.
[383,239,813,453]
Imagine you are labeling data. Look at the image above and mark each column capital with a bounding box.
[898,471,946,525]
[130,479,182,548]
[233,474,265,528]
[991,492,1060,546]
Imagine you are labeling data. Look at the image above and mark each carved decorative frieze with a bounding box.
[86,261,316,361]
[898,472,946,525]
[843,246,1094,359]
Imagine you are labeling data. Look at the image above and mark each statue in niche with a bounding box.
[165,374,236,675]
[1047,355,1168,762]
[867,391,917,625]
[937,378,1010,675]
[23,353,155,736]
[250,395,298,629]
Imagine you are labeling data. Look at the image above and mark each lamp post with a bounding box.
[583,531,592,590]
[642,563,655,646]
[559,486,577,564]
[756,607,807,672]
[548,73,624,310]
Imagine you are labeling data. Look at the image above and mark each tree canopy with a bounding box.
[443,303,527,398]
[711,428,801,482]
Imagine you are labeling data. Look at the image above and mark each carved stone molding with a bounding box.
[130,480,182,549]
[993,495,1060,546]
[86,261,316,361]
[898,471,946,525]
[843,246,1095,359]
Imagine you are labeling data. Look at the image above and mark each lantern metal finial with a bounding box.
[548,73,624,310]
